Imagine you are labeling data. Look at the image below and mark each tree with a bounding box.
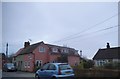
[81,57,94,69]
[57,54,68,63]
[83,60,94,69]
[104,62,120,69]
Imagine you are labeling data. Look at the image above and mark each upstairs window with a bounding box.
[75,50,78,55]
[61,49,68,53]
[39,47,45,52]
[64,49,68,53]
[28,54,32,59]
[52,48,58,52]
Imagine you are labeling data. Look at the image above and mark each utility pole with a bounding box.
[6,43,8,58]
[118,1,120,47]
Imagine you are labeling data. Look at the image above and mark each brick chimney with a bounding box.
[106,42,110,48]
[24,41,30,48]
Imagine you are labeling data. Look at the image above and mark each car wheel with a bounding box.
[35,74,40,79]
[5,69,8,72]
[51,77,57,79]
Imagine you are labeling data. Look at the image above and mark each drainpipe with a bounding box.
[33,53,35,72]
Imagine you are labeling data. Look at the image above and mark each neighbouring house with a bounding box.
[0,53,2,70]
[0,53,6,70]
[13,41,80,72]
[93,43,120,67]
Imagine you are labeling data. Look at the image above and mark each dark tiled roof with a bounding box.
[0,53,5,57]
[17,41,79,56]
[14,48,23,57]
[93,47,120,60]
[45,44,75,49]
[18,42,43,55]
[45,44,77,54]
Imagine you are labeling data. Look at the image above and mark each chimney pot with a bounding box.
[106,43,110,48]
[24,41,30,48]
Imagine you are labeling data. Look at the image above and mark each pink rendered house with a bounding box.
[13,41,80,72]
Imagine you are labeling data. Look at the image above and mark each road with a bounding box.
[0,70,2,79]
[2,71,35,79]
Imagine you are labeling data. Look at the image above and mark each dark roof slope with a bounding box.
[0,53,5,57]
[45,44,77,54]
[93,47,120,60]
[45,44,75,49]
[19,42,43,55]
[17,41,79,56]
[14,48,23,56]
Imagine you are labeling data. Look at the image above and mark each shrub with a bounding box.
[104,62,120,69]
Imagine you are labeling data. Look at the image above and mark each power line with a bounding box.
[53,13,119,43]
[54,25,118,42]
[68,30,118,47]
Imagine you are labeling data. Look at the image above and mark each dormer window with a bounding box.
[52,48,58,52]
[39,47,45,52]
[61,48,68,53]
[64,49,68,53]
[75,50,78,55]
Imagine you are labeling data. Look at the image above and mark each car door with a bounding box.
[46,64,57,78]
[38,63,50,78]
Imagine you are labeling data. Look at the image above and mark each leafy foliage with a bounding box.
[83,60,94,69]
[57,54,68,63]
[78,57,94,69]
[104,62,120,69]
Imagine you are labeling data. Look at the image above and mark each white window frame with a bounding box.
[39,47,45,52]
[36,60,42,67]
[61,49,64,53]
[61,49,68,53]
[27,61,30,68]
[28,54,32,60]
[75,50,78,55]
[52,48,58,52]
[64,49,67,53]
[63,49,68,53]
[24,61,27,68]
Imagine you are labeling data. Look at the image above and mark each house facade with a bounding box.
[93,45,120,67]
[13,41,80,72]
[0,53,6,70]
[0,53,2,70]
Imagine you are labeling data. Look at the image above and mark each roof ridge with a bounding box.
[45,43,75,49]
[93,46,120,60]
[100,46,120,50]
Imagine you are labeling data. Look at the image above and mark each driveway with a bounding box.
[2,71,35,79]
[0,70,2,79]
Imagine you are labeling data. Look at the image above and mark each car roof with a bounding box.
[49,63,68,65]
[5,63,14,64]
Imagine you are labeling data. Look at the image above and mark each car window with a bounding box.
[48,64,56,70]
[59,64,71,70]
[42,64,49,70]
[7,63,14,67]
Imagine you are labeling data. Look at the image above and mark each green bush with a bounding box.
[72,64,84,69]
[104,62,120,69]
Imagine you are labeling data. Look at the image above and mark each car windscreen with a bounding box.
[7,63,14,67]
[59,64,72,70]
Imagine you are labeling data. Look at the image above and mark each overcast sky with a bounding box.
[1,2,119,59]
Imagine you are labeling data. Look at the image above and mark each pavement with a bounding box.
[2,71,35,79]
[0,70,2,79]
[2,71,35,77]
